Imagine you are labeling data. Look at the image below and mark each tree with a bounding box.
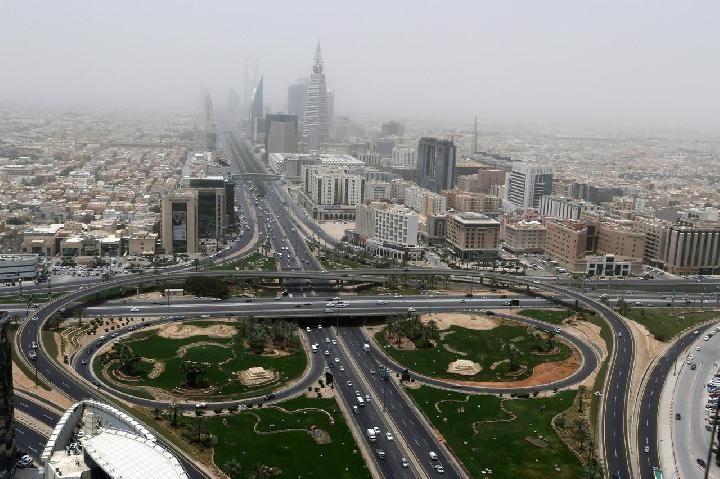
[152,407,162,420]
[249,463,271,479]
[182,360,210,388]
[222,459,242,479]
[508,349,519,371]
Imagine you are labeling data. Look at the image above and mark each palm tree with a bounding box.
[222,459,242,479]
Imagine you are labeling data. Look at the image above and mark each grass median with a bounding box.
[518,309,576,324]
[408,385,583,478]
[623,308,720,341]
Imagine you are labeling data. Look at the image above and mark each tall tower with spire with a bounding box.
[303,42,330,150]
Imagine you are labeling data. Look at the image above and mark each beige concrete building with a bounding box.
[446,212,500,258]
[596,223,645,261]
[127,234,158,256]
[503,220,546,253]
[544,219,590,272]
[456,169,506,194]
[161,190,198,254]
[444,190,502,214]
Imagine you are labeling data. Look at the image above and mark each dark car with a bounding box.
[697,458,707,468]
[691,363,697,370]
[264,393,276,400]
[676,413,682,420]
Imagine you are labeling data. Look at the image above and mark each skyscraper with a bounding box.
[0,312,15,479]
[243,59,259,114]
[303,43,330,150]
[265,114,299,154]
[416,137,457,193]
[227,88,241,126]
[504,163,553,210]
[248,77,264,143]
[288,78,307,120]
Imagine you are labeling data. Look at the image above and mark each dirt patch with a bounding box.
[158,322,236,339]
[442,343,467,356]
[176,341,231,358]
[261,348,292,358]
[490,359,509,370]
[563,320,608,389]
[239,367,277,386]
[147,361,165,379]
[447,359,482,376]
[451,347,582,389]
[311,428,332,444]
[526,436,549,448]
[420,312,500,331]
[386,336,416,350]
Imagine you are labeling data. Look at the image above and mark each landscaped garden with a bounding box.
[375,315,575,381]
[408,386,586,478]
[96,319,306,400]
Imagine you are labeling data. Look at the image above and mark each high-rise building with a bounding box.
[416,137,456,193]
[248,76,264,143]
[265,114,299,154]
[505,163,553,210]
[287,79,307,121]
[227,88,241,126]
[243,59,259,114]
[303,43,330,150]
[446,212,500,258]
[327,88,335,141]
[0,312,15,479]
[355,202,419,247]
[161,190,198,254]
[392,147,416,167]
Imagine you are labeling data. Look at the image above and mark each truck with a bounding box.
[363,343,371,352]
[366,428,377,442]
[356,396,365,407]
[311,344,318,353]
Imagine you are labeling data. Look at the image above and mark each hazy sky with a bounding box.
[2,1,719,128]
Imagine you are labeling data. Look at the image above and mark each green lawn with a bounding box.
[408,386,583,479]
[518,309,576,324]
[210,396,370,478]
[0,292,62,304]
[623,308,720,341]
[212,252,277,271]
[376,324,573,381]
[100,323,307,398]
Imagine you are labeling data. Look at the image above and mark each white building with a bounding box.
[42,400,188,479]
[355,202,421,259]
[0,254,39,282]
[392,147,416,167]
[404,185,447,215]
[364,181,391,201]
[539,195,600,220]
[505,163,553,210]
[300,165,366,220]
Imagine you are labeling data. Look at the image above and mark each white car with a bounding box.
[704,336,710,341]
[407,307,416,312]
[386,432,394,440]
[334,357,340,363]
[130,307,140,312]
[376,300,388,305]
[306,327,311,332]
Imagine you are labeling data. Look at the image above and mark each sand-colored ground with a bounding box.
[447,359,482,376]
[147,361,165,379]
[157,322,236,339]
[13,363,73,410]
[419,312,500,331]
[452,347,583,388]
[319,221,354,241]
[239,367,277,386]
[562,319,608,389]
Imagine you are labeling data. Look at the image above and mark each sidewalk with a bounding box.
[659,355,682,477]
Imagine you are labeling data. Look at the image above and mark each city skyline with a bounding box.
[1,1,719,129]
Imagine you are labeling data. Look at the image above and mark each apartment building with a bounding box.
[354,202,421,259]
[543,219,590,272]
[456,170,506,194]
[446,212,500,258]
[444,190,502,215]
[364,181,391,201]
[404,186,447,215]
[502,220,546,253]
[539,195,601,220]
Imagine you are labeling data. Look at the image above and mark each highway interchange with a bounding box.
[5,129,720,478]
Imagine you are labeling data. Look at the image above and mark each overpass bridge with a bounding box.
[231,172,281,181]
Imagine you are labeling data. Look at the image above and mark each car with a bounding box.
[28,350,37,360]
[704,335,710,341]
[324,350,330,356]
[618,331,622,337]
[644,445,650,453]
[691,363,697,370]
[694,330,700,335]
[352,405,359,414]
[676,413,682,420]
[195,402,207,409]
[407,307,416,312]
[304,302,311,306]
[461,299,467,303]
[429,451,438,461]
[401,457,409,468]
[386,431,394,440]
[331,339,336,345]
[697,458,707,468]
[325,338,331,343]
[81,359,88,365]
[130,307,140,312]
[697,346,702,351]
[376,300,388,305]
[264,393,276,400]
[334,357,340,363]
[688,354,694,360]
[318,325,322,329]
[347,381,353,387]
[306,326,311,332]
[373,426,381,434]
[370,369,375,375]
[366,394,371,402]
[435,464,445,473]
[30,341,38,349]
[375,449,386,459]
[339,365,345,371]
